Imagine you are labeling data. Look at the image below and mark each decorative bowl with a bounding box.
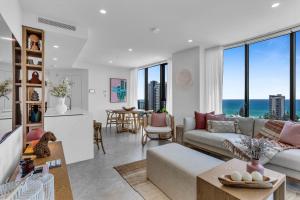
[218,175,277,189]
[122,107,135,111]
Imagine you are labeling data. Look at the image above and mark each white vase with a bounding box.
[55,97,67,114]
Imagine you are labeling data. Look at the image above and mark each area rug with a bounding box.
[114,160,299,200]
[114,160,170,200]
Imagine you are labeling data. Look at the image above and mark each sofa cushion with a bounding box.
[235,117,254,137]
[195,112,206,129]
[269,149,300,172]
[184,129,242,150]
[207,120,236,133]
[206,114,225,130]
[279,121,300,147]
[253,119,267,137]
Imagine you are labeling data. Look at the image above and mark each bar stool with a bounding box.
[94,120,106,154]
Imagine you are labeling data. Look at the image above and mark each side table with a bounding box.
[176,125,184,144]
[197,159,286,200]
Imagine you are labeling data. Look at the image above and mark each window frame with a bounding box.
[223,32,297,121]
[139,63,168,111]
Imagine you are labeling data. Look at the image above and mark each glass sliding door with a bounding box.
[249,35,290,119]
[223,46,245,116]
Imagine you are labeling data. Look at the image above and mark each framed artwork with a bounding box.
[110,78,127,103]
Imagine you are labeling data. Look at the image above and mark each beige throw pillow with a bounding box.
[207,120,237,133]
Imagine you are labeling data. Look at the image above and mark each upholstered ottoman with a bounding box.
[147,143,224,200]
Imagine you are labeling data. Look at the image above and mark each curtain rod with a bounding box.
[224,23,300,49]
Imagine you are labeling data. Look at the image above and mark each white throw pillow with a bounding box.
[207,120,237,133]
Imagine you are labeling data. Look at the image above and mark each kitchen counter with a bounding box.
[44,108,94,164]
[45,107,87,117]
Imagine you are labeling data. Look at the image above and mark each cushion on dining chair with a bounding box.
[151,113,167,127]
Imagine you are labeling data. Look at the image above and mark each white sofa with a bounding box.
[183,117,300,180]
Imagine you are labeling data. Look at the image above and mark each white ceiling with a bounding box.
[20,0,300,68]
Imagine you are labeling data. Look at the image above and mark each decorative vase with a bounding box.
[247,159,264,175]
[55,97,67,114]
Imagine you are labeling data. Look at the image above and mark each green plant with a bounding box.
[49,79,72,98]
[0,80,12,98]
[159,107,168,113]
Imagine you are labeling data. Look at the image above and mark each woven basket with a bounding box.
[30,173,54,200]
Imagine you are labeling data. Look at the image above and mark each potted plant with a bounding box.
[240,137,270,175]
[0,80,12,100]
[49,79,71,114]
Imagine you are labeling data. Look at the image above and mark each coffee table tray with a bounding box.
[218,175,277,189]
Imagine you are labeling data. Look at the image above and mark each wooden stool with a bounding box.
[93,120,106,154]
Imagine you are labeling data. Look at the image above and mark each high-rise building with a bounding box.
[269,94,285,119]
[148,81,160,111]
[137,99,145,109]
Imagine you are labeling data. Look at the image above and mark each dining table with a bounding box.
[110,109,152,133]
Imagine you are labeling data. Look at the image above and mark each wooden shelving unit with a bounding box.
[12,35,22,130]
[21,26,45,145]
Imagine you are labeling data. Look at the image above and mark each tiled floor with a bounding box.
[68,128,168,200]
[68,128,300,200]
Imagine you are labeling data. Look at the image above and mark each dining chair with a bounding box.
[94,120,106,154]
[105,110,118,131]
[142,113,174,145]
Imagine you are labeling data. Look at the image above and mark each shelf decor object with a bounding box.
[22,26,45,148]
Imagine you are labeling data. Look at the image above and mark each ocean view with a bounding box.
[223,99,300,117]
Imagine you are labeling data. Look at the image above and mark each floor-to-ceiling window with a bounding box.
[223,46,245,116]
[137,63,168,111]
[148,65,161,111]
[249,35,290,120]
[137,69,145,109]
[296,32,300,121]
[222,32,299,120]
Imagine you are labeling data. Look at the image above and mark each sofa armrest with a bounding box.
[184,117,195,132]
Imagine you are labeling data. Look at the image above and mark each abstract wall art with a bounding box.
[110,78,127,103]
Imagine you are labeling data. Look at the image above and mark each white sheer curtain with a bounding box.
[129,68,138,108]
[200,46,224,114]
[166,59,173,114]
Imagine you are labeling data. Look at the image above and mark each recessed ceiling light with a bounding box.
[53,45,59,48]
[109,60,113,64]
[53,57,58,61]
[99,9,107,14]
[128,48,133,52]
[271,2,280,8]
[188,39,193,43]
[150,27,160,34]
[0,36,15,41]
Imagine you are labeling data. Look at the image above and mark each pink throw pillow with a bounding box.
[279,121,300,147]
[206,114,225,130]
[151,113,167,127]
[27,128,44,141]
[195,111,215,129]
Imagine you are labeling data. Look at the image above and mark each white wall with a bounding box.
[88,65,131,123]
[172,47,201,124]
[45,68,88,110]
[0,0,23,44]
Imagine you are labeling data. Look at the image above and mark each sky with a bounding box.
[223,32,300,99]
